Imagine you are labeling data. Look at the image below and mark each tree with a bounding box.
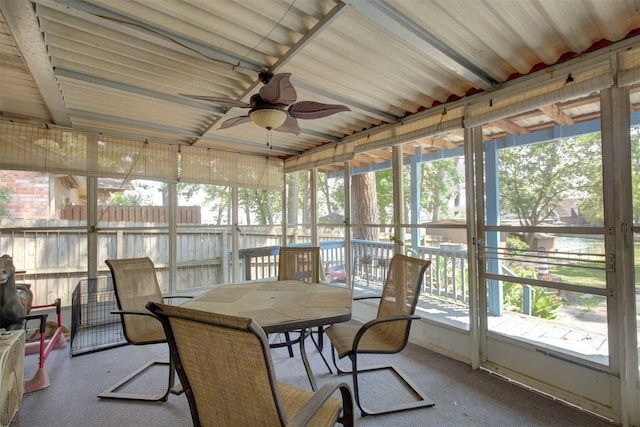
[351,172,379,240]
[498,136,601,247]
[286,173,300,225]
[238,188,281,225]
[317,172,345,223]
[317,173,331,216]
[179,183,282,226]
[178,183,231,225]
[420,158,461,222]
[301,171,311,225]
[572,134,605,226]
[107,181,157,206]
[0,186,13,216]
[375,169,393,224]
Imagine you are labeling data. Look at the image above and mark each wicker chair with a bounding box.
[278,246,321,283]
[146,301,355,427]
[324,253,434,416]
[276,246,326,357]
[99,257,192,402]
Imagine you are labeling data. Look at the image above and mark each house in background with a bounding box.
[0,170,78,220]
[0,171,135,220]
[552,197,589,226]
[0,172,200,223]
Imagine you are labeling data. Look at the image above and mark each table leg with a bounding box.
[309,330,333,375]
[299,328,317,391]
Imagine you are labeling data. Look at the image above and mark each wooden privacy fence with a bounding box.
[61,205,201,224]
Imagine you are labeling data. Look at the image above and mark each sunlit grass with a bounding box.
[549,241,640,307]
[550,264,606,288]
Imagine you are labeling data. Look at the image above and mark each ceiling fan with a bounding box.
[181,72,350,135]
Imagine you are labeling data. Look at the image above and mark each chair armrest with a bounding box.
[353,294,381,301]
[287,379,354,427]
[111,310,158,319]
[24,313,48,331]
[163,295,194,305]
[163,295,194,300]
[353,314,420,350]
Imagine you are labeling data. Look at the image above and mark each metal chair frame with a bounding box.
[147,301,355,426]
[326,254,435,416]
[99,257,191,402]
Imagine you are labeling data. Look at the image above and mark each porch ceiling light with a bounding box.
[249,108,287,130]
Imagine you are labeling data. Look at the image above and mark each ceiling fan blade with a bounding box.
[180,94,251,108]
[274,115,301,135]
[259,73,297,105]
[218,115,252,130]
[288,101,350,119]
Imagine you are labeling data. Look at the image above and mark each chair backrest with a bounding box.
[147,302,289,426]
[376,254,431,350]
[105,257,166,345]
[278,246,321,283]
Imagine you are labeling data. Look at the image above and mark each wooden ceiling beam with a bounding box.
[539,104,575,126]
[491,118,529,135]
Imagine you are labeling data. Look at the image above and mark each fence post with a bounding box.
[116,230,123,258]
[523,285,533,315]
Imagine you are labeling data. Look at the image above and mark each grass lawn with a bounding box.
[549,241,640,307]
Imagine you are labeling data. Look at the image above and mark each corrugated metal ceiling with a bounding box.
[2,0,640,167]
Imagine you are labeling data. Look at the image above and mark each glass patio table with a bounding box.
[181,279,352,390]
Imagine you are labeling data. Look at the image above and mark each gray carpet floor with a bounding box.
[11,333,617,427]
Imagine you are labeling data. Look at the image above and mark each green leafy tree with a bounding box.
[107,181,156,206]
[317,173,345,219]
[178,183,230,225]
[317,173,332,216]
[300,171,311,225]
[238,188,281,225]
[286,172,300,225]
[420,158,461,222]
[34,132,88,157]
[0,186,13,216]
[574,133,605,226]
[498,136,600,247]
[376,169,393,224]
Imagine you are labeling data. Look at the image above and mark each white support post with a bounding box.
[232,186,240,283]
[465,125,482,370]
[311,168,318,245]
[392,145,404,254]
[344,161,352,288]
[600,85,640,427]
[168,183,177,295]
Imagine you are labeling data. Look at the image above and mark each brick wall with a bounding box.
[0,171,51,219]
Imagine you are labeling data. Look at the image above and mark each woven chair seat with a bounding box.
[325,324,399,357]
[129,326,165,344]
[278,383,343,426]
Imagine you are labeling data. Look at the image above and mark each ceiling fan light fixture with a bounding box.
[250,109,287,130]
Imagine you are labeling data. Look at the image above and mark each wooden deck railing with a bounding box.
[2,224,470,309]
[239,240,471,305]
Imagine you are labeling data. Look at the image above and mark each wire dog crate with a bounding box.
[70,277,127,356]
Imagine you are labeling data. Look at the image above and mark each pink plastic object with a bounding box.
[23,298,67,393]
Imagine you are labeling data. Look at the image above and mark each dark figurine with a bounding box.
[0,254,30,330]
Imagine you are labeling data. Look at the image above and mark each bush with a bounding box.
[0,186,13,216]
[503,279,562,320]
